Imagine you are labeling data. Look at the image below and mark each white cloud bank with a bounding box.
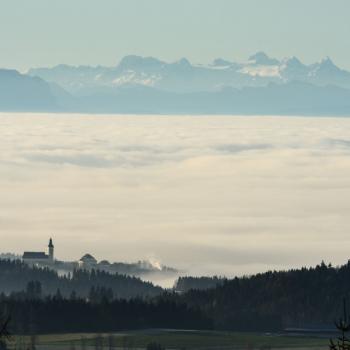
[1,113,350,280]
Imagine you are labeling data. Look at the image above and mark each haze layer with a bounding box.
[1,114,349,276]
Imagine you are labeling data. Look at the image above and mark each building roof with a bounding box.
[80,254,97,263]
[99,260,111,265]
[23,252,48,259]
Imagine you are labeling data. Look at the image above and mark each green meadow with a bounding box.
[10,330,329,350]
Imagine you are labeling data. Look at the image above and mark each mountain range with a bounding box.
[28,52,350,93]
[2,52,350,115]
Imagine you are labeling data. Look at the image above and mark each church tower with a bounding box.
[48,238,54,261]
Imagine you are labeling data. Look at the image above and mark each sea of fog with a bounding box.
[1,113,350,287]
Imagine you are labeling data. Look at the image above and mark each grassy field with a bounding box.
[10,330,330,350]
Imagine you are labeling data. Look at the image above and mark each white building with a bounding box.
[79,253,97,269]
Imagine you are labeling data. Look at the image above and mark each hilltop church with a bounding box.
[21,238,103,270]
[22,238,55,266]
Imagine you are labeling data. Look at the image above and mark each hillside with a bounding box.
[0,260,162,299]
[2,260,350,332]
[178,261,350,331]
[0,69,59,111]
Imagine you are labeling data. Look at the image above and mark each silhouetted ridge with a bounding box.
[0,259,162,299]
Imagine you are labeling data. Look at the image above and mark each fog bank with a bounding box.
[1,113,350,282]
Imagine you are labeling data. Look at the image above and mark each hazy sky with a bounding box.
[0,0,349,71]
[1,114,350,285]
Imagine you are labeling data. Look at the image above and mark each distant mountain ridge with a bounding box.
[1,53,350,115]
[0,69,58,111]
[28,53,350,94]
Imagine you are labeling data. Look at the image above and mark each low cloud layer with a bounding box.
[1,113,350,282]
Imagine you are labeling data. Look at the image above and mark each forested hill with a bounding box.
[178,261,350,331]
[3,260,350,332]
[0,260,162,299]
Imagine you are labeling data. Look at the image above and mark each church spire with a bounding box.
[48,238,54,261]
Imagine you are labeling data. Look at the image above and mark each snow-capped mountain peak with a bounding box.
[248,51,280,66]
[308,56,344,79]
[27,54,350,94]
[279,56,308,81]
[211,58,233,67]
[319,56,336,67]
[117,55,165,71]
[173,57,192,68]
[282,56,305,68]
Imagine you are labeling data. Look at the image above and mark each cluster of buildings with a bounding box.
[22,238,101,270]
[21,239,172,276]
[18,238,179,292]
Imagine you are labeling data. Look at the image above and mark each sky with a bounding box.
[0,0,349,71]
[0,1,350,287]
[1,114,350,285]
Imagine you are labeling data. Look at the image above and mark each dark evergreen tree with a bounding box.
[330,300,350,350]
[26,281,42,300]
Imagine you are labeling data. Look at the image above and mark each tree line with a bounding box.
[174,276,225,293]
[178,261,350,331]
[3,259,350,333]
[0,292,211,334]
[0,260,162,299]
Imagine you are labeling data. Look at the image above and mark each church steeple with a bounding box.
[48,238,54,261]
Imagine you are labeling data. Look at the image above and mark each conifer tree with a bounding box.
[330,299,350,350]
